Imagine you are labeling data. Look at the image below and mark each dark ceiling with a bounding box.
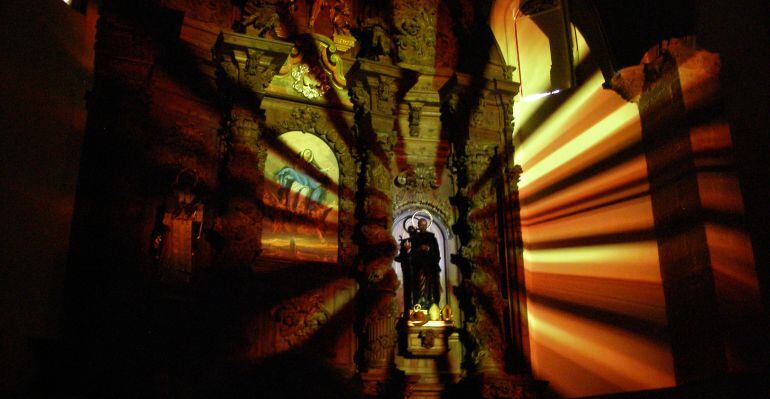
[570,0,696,80]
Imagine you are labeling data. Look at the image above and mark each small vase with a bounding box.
[429,303,441,321]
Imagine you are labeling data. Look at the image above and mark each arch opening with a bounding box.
[391,208,460,318]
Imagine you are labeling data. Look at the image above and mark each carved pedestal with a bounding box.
[403,321,455,357]
[394,319,461,398]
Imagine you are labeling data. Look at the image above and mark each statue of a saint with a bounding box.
[151,170,203,283]
[396,213,442,310]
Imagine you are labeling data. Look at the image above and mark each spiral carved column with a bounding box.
[349,62,403,396]
[446,94,540,397]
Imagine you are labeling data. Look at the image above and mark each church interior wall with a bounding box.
[0,0,768,398]
[513,70,676,397]
[490,0,770,396]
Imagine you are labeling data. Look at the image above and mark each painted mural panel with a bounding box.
[262,131,339,262]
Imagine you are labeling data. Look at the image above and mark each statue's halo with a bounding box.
[410,209,433,230]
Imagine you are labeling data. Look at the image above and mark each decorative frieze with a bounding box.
[395,165,439,191]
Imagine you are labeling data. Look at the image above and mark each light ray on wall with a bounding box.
[528,303,675,396]
[510,61,676,396]
[523,241,660,282]
[514,72,604,156]
[519,100,638,190]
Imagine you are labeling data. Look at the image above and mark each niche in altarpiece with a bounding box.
[261,131,339,263]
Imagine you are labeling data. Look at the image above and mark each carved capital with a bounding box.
[349,80,371,115]
[375,130,397,153]
[347,59,402,117]
[374,76,397,115]
[466,143,498,182]
[408,102,423,137]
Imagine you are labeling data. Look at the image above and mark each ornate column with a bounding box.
[445,73,539,397]
[213,32,293,267]
[217,105,267,266]
[495,86,531,375]
[349,60,403,396]
[454,141,536,399]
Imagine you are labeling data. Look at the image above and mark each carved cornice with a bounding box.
[214,32,293,97]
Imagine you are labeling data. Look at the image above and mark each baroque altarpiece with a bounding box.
[65,0,539,397]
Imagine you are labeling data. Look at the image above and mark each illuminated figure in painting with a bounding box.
[273,148,333,240]
[396,211,442,310]
[262,131,339,262]
[275,148,328,211]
